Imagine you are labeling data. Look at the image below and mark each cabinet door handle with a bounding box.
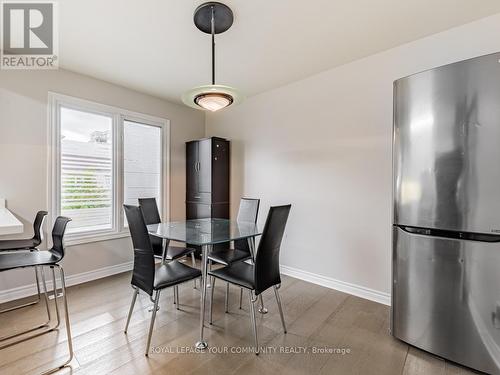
[194,195,200,199]
[197,162,201,171]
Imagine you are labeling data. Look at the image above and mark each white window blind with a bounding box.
[123,120,162,207]
[60,107,113,234]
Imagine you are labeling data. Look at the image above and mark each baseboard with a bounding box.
[280,265,391,306]
[1,261,390,306]
[0,261,133,304]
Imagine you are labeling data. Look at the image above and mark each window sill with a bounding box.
[65,231,130,247]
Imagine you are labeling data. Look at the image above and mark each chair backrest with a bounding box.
[50,216,72,259]
[138,198,161,225]
[254,205,291,295]
[138,198,163,256]
[32,211,48,246]
[237,198,260,223]
[234,198,260,252]
[123,205,155,296]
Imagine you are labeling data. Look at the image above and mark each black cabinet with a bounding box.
[186,137,230,254]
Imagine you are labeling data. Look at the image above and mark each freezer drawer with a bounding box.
[392,225,500,374]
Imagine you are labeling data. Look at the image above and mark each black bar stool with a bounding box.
[0,210,48,314]
[0,217,74,374]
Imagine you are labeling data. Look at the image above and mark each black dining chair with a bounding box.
[208,204,291,355]
[138,198,197,293]
[0,216,74,373]
[208,198,260,311]
[0,210,48,314]
[123,205,202,356]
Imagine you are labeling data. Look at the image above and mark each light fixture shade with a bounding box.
[195,92,233,112]
[182,85,244,111]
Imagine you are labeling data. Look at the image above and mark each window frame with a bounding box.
[48,92,170,246]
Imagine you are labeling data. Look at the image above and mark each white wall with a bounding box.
[0,68,204,294]
[206,14,500,302]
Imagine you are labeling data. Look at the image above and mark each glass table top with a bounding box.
[147,218,261,245]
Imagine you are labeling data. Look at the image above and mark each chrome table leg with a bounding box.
[209,277,216,324]
[160,238,170,311]
[161,238,169,264]
[195,244,209,350]
[191,252,197,289]
[206,259,212,289]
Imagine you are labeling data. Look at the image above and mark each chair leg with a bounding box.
[50,266,61,329]
[273,286,287,334]
[0,266,52,344]
[258,294,268,314]
[35,266,42,300]
[40,267,52,323]
[209,277,216,325]
[0,265,43,314]
[239,288,243,310]
[40,265,74,375]
[248,290,259,355]
[145,290,161,356]
[124,288,139,333]
[191,253,197,289]
[225,282,229,313]
[58,266,74,364]
[174,285,179,309]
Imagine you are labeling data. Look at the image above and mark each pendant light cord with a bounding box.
[211,5,215,85]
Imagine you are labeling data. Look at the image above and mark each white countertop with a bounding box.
[0,199,24,236]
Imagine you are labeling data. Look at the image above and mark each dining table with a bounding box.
[147,217,262,349]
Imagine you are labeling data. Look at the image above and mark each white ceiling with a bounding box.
[59,0,500,104]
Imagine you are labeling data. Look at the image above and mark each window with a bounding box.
[123,120,162,225]
[49,93,169,245]
[60,108,113,233]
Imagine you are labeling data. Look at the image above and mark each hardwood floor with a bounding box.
[0,266,478,375]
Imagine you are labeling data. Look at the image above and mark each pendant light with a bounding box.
[182,2,243,112]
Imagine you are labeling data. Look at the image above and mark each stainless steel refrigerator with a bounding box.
[392,52,500,374]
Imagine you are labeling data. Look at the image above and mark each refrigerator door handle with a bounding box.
[396,225,500,243]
